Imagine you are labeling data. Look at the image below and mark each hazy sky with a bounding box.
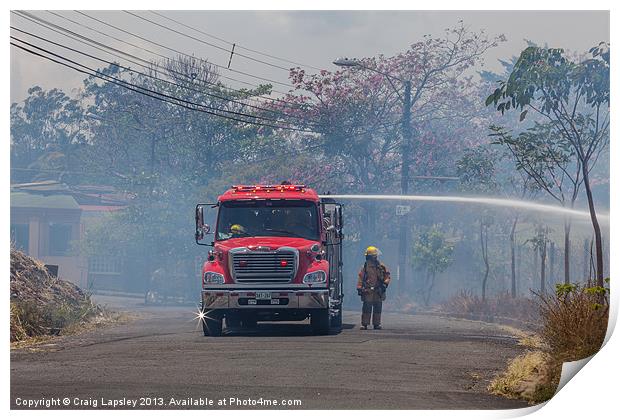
[10,10,610,103]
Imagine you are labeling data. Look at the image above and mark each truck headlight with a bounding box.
[303,270,327,284]
[203,272,225,285]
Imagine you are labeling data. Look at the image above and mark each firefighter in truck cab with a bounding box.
[357,246,391,330]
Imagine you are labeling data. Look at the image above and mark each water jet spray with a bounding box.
[318,194,609,223]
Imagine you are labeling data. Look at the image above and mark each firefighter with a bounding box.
[357,246,391,330]
[230,224,247,237]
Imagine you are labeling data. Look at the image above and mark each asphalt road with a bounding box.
[11,295,530,410]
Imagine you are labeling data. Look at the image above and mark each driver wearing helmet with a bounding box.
[229,224,247,237]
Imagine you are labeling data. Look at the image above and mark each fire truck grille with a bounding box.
[232,251,296,283]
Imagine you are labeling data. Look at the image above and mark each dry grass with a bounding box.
[441,290,539,324]
[489,351,559,404]
[518,334,545,350]
[489,281,609,404]
[10,310,136,351]
[10,247,104,342]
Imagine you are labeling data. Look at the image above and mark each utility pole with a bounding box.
[332,58,415,291]
[399,81,412,291]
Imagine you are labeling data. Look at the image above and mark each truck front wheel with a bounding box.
[311,309,330,335]
[241,316,258,329]
[226,315,242,329]
[202,310,223,337]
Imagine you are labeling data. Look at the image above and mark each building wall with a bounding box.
[10,207,87,289]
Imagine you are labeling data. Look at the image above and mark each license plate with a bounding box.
[256,292,271,299]
[270,299,280,305]
[248,299,257,305]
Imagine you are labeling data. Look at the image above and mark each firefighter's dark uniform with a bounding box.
[357,261,391,328]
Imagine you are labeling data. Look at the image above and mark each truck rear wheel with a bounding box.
[311,309,330,335]
[330,308,343,329]
[202,311,223,337]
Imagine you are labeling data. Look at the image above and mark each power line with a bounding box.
[45,10,275,91]
[50,10,307,106]
[10,27,318,126]
[12,12,402,139]
[10,30,277,124]
[124,10,292,72]
[74,10,295,89]
[10,34,291,126]
[12,10,307,111]
[10,166,127,178]
[10,40,317,133]
[148,10,324,72]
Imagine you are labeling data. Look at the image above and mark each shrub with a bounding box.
[537,281,609,362]
[490,280,610,404]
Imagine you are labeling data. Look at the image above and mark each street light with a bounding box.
[333,57,413,293]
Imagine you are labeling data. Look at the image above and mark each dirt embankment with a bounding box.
[10,248,105,343]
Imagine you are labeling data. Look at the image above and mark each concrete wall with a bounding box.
[10,207,87,288]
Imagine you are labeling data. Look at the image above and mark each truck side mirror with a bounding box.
[336,205,343,238]
[195,203,218,246]
[195,205,205,241]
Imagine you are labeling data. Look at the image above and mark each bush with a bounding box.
[537,281,609,362]
[489,280,610,404]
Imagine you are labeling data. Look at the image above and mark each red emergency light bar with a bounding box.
[231,184,307,193]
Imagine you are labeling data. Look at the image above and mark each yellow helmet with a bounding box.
[365,246,380,256]
[230,224,246,234]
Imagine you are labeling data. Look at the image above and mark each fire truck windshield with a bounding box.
[216,200,320,241]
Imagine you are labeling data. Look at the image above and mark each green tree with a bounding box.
[486,43,610,287]
[456,146,498,301]
[490,122,582,285]
[412,224,455,305]
[11,86,89,183]
[526,225,551,294]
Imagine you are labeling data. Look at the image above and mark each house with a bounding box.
[10,180,128,291]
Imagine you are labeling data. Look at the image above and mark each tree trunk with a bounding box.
[424,270,435,306]
[583,237,589,285]
[549,241,555,285]
[533,245,538,292]
[589,237,595,286]
[540,236,547,294]
[516,244,521,296]
[480,221,489,302]
[582,167,604,287]
[510,216,518,298]
[367,203,377,243]
[563,219,571,284]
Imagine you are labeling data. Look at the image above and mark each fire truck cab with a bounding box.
[195,184,343,336]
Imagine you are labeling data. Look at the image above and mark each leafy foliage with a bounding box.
[412,224,455,275]
[412,224,455,305]
[486,43,610,286]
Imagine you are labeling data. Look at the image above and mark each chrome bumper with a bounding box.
[201,289,329,310]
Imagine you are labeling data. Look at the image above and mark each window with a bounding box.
[49,223,72,256]
[216,200,320,241]
[10,224,29,251]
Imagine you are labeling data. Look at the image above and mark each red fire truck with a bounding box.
[195,184,343,336]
